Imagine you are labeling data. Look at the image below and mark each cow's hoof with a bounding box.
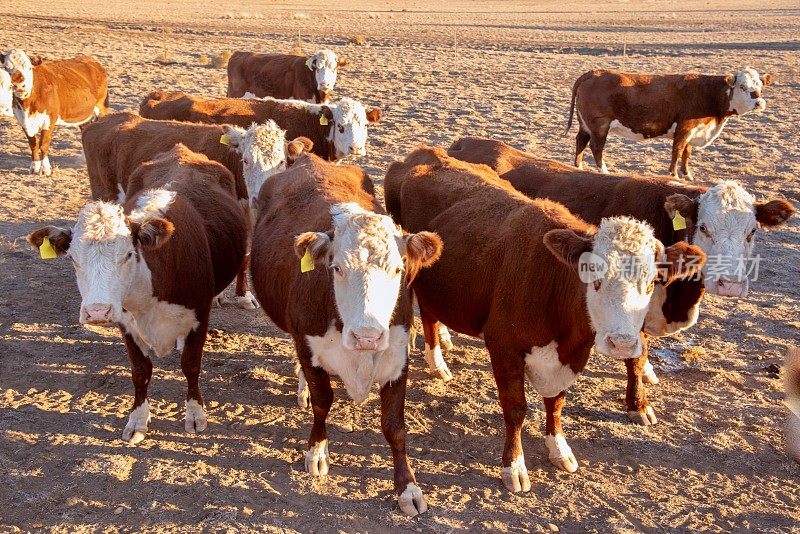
[431,364,453,382]
[30,162,42,175]
[500,456,531,493]
[545,434,578,473]
[627,406,658,426]
[398,483,427,516]
[122,401,151,445]
[185,399,207,433]
[212,293,226,307]
[234,291,259,310]
[424,344,453,382]
[642,360,660,385]
[305,439,329,476]
[438,325,454,351]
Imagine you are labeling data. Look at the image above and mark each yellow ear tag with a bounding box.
[672,211,687,231]
[39,236,58,260]
[319,115,329,126]
[786,398,800,418]
[220,134,230,146]
[300,248,315,273]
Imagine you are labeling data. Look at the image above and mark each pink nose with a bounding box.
[350,145,365,155]
[605,333,638,358]
[351,330,384,351]
[82,303,115,324]
[716,280,745,297]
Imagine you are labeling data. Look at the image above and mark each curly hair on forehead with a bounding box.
[78,202,130,242]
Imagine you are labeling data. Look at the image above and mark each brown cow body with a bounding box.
[28,144,247,444]
[566,68,772,178]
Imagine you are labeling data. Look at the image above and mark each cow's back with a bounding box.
[227,52,308,100]
[32,55,108,122]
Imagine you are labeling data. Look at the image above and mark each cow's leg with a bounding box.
[39,127,54,176]
[642,357,659,385]
[543,391,578,473]
[121,329,153,445]
[679,145,693,180]
[438,323,454,350]
[295,361,310,408]
[24,131,42,174]
[420,308,452,381]
[381,361,427,516]
[625,346,657,426]
[181,318,209,434]
[232,252,259,309]
[575,129,591,170]
[588,124,610,173]
[296,336,334,476]
[669,127,691,178]
[486,342,530,492]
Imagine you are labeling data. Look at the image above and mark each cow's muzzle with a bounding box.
[81,303,116,324]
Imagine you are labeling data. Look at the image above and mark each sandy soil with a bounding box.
[0,1,798,532]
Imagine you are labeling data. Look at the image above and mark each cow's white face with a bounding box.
[728,68,769,115]
[0,69,12,117]
[295,202,442,353]
[3,48,33,99]
[322,98,381,159]
[308,50,339,96]
[224,120,289,207]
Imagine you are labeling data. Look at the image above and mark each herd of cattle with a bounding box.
[1,45,798,515]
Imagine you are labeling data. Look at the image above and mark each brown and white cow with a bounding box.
[28,144,248,444]
[250,152,441,516]
[2,48,108,175]
[227,50,348,103]
[786,347,800,464]
[140,90,380,161]
[385,146,704,491]
[446,136,794,423]
[81,111,312,308]
[566,68,773,178]
[0,68,12,118]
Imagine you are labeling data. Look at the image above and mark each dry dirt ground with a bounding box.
[0,1,799,532]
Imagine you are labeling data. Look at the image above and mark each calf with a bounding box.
[81,112,312,308]
[250,153,442,516]
[786,347,800,464]
[28,144,248,444]
[385,146,704,491]
[2,48,108,175]
[227,50,347,103]
[140,90,380,161]
[447,136,794,423]
[566,68,772,178]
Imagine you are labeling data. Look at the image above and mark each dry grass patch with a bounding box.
[197,54,210,66]
[154,51,177,65]
[681,344,709,365]
[211,50,233,69]
[349,35,367,46]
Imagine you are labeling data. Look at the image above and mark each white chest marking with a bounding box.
[306,323,408,404]
[14,105,50,137]
[687,119,728,147]
[609,120,677,141]
[120,299,199,357]
[524,341,578,398]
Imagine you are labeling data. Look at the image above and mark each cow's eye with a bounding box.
[699,224,710,236]
[394,266,403,276]
[593,280,602,291]
[331,264,342,275]
[338,125,344,133]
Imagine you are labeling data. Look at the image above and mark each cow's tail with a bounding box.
[564,71,592,136]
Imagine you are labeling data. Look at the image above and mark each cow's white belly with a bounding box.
[56,107,100,128]
[524,341,578,398]
[687,119,727,147]
[14,105,50,137]
[306,323,408,404]
[121,299,199,357]
[609,120,676,141]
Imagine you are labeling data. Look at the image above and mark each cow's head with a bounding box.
[0,69,12,118]
[306,49,346,102]
[545,217,705,360]
[3,48,34,99]
[665,181,793,297]
[294,202,442,352]
[223,120,313,208]
[318,98,381,159]
[27,195,178,325]
[726,67,772,115]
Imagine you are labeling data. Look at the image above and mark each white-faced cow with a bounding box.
[250,152,442,516]
[28,144,248,443]
[445,136,794,424]
[140,90,380,161]
[786,347,800,464]
[2,48,108,175]
[0,68,12,118]
[566,68,773,178]
[385,146,705,491]
[227,50,347,103]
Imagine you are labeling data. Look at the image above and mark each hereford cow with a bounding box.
[82,112,312,308]
[384,146,704,491]
[0,68,11,118]
[2,48,108,175]
[227,50,348,103]
[446,136,794,423]
[786,347,800,464]
[140,90,380,161]
[566,68,773,178]
[28,144,248,444]
[250,153,442,516]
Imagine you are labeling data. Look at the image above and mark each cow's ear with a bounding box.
[724,74,736,87]
[755,198,794,227]
[287,136,313,161]
[27,226,72,256]
[321,106,334,122]
[761,73,773,86]
[222,125,247,152]
[399,231,443,285]
[365,107,381,123]
[294,231,332,266]
[543,229,592,269]
[661,241,706,286]
[664,194,698,228]
[337,57,349,68]
[132,217,174,250]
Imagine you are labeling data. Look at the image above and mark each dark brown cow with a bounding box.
[250,153,442,516]
[227,50,347,103]
[385,146,704,492]
[566,68,773,178]
[2,48,108,175]
[81,111,312,308]
[27,144,248,444]
[140,90,380,161]
[447,136,794,423]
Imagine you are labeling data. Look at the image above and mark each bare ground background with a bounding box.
[0,1,798,532]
